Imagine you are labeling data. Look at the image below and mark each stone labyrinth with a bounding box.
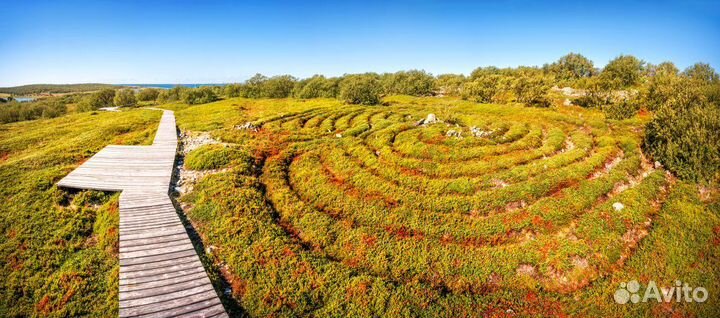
[227,103,671,297]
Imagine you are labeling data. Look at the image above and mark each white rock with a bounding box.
[425,113,437,123]
[446,129,462,138]
[612,202,625,211]
[235,122,259,131]
[470,126,492,137]
[416,113,441,126]
[654,161,663,169]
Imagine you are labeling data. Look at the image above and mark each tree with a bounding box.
[600,55,645,88]
[339,74,382,105]
[513,74,551,107]
[435,74,465,96]
[182,86,218,105]
[644,77,720,183]
[136,88,160,101]
[224,84,243,97]
[158,86,186,102]
[242,74,268,98]
[113,89,137,107]
[682,63,719,83]
[87,88,116,109]
[263,75,296,98]
[469,66,503,79]
[642,68,682,111]
[294,75,339,99]
[460,75,504,103]
[602,98,640,120]
[547,53,595,81]
[381,70,435,96]
[572,77,612,108]
[653,62,679,77]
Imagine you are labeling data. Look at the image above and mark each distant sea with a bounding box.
[117,84,225,89]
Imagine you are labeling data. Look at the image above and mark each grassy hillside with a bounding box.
[170,96,719,317]
[0,96,717,317]
[0,109,160,317]
[0,84,117,95]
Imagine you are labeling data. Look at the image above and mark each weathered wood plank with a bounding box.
[56,110,226,317]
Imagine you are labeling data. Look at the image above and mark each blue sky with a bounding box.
[1,0,718,86]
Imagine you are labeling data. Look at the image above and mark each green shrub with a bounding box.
[185,144,252,171]
[0,99,68,123]
[435,74,465,96]
[602,98,640,120]
[294,75,339,99]
[460,74,504,102]
[223,84,243,97]
[88,88,116,109]
[513,74,552,107]
[182,86,218,105]
[599,55,645,88]
[682,62,719,83]
[240,73,268,98]
[136,88,160,101]
[113,89,137,107]
[339,74,382,105]
[158,86,186,102]
[263,75,296,98]
[545,52,595,82]
[380,70,435,96]
[643,79,720,183]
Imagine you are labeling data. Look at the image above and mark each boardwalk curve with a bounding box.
[58,110,227,318]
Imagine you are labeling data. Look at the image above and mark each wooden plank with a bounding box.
[56,110,226,317]
[121,261,205,281]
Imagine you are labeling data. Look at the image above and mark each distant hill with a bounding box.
[0,83,118,95]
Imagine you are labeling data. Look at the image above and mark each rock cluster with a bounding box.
[470,126,493,138]
[446,129,462,138]
[174,131,225,194]
[180,132,219,155]
[235,122,259,132]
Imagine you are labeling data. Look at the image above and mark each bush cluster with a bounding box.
[643,77,720,183]
[0,98,68,123]
[460,72,551,106]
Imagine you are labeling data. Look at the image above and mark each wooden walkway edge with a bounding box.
[58,110,228,318]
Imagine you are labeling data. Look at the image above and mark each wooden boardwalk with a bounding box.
[59,110,227,318]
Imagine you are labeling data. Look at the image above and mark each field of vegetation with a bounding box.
[170,96,719,317]
[1,53,718,317]
[0,110,160,316]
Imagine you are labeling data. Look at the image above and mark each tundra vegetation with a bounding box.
[0,53,719,317]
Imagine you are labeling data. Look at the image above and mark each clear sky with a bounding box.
[1,0,718,86]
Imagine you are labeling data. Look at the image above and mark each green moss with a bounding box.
[184,144,253,171]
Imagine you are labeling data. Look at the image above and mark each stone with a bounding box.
[425,113,438,124]
[654,161,663,169]
[560,87,574,96]
[235,122,259,132]
[335,133,343,138]
[470,126,492,137]
[612,202,625,211]
[446,129,462,138]
[416,113,441,126]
